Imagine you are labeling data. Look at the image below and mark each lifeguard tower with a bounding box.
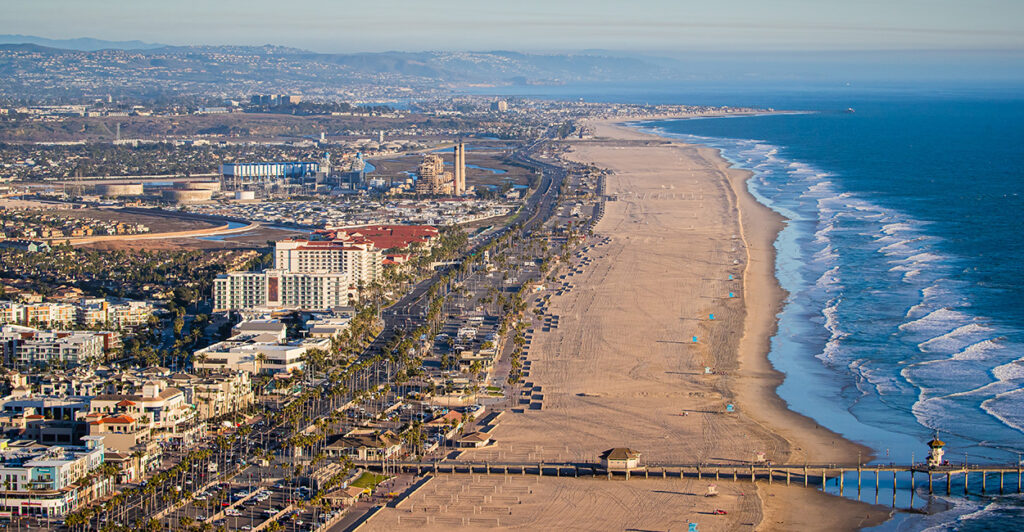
[926,433,946,468]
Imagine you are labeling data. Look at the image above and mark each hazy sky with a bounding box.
[5,0,1024,53]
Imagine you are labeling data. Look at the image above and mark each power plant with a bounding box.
[414,142,467,196]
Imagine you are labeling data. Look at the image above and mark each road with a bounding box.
[69,138,569,532]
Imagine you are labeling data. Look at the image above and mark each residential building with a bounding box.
[0,299,154,329]
[0,326,108,369]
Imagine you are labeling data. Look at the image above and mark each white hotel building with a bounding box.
[213,239,381,312]
[273,240,381,283]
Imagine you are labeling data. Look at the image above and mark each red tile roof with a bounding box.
[91,414,135,425]
[314,225,439,251]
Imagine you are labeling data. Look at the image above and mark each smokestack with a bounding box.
[454,142,466,196]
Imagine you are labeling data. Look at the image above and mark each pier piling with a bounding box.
[892,472,897,507]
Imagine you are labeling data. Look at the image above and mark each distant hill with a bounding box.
[0,40,683,101]
[0,34,165,51]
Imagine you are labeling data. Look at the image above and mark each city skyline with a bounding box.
[5,0,1024,53]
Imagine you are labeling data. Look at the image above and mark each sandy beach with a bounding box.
[367,118,889,530]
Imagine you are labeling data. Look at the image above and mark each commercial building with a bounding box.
[316,225,439,251]
[87,380,194,437]
[168,371,255,422]
[220,161,319,191]
[0,437,110,517]
[192,333,329,375]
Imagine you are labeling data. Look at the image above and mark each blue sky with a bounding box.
[5,0,1023,53]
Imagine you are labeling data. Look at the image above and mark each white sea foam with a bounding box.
[882,222,917,235]
[878,236,928,256]
[898,307,972,333]
[917,323,995,353]
[815,265,840,290]
[981,388,1024,433]
[905,302,930,319]
[812,243,838,263]
[813,228,833,245]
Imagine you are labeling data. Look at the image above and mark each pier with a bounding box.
[355,459,1024,506]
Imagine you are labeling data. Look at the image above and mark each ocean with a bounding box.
[466,82,1024,529]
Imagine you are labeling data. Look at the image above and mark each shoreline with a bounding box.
[592,116,876,464]
[583,117,886,529]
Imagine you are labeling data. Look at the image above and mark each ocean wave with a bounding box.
[882,222,919,235]
[812,243,838,263]
[878,236,928,256]
[950,338,1003,361]
[917,323,995,353]
[898,307,972,333]
[906,302,931,319]
[815,265,841,290]
[981,389,1024,433]
[813,222,834,244]
[642,127,1024,469]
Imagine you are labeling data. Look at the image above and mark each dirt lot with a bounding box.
[42,207,218,233]
[80,226,306,251]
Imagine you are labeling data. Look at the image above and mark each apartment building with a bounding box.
[0,302,76,327]
[0,326,107,369]
[76,299,154,328]
[0,299,154,329]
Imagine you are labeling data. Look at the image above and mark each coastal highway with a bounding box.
[376,139,566,345]
[82,140,568,531]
